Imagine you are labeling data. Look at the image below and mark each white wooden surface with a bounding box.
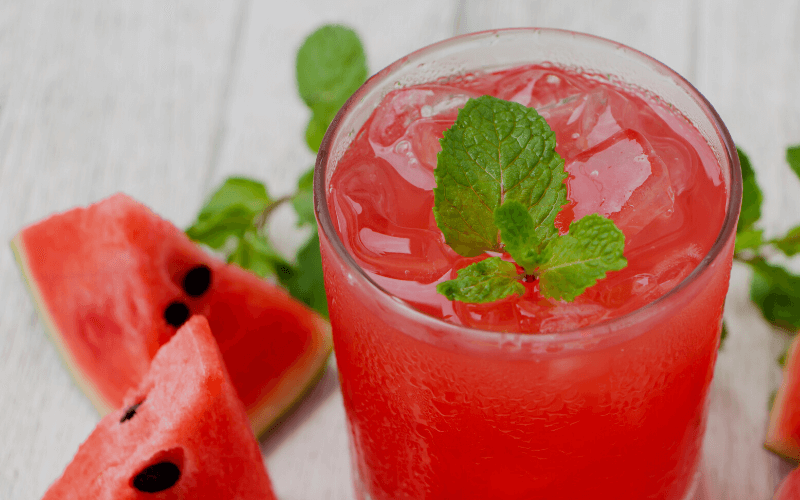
[1,1,799,499]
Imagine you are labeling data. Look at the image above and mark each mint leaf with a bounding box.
[305,111,331,154]
[292,167,316,227]
[537,214,627,302]
[778,345,789,367]
[296,25,367,152]
[787,144,800,180]
[735,228,764,253]
[748,259,800,330]
[276,233,328,318]
[229,228,291,278]
[436,257,524,303]
[433,95,567,257]
[773,225,800,257]
[495,200,545,273]
[720,320,729,349]
[737,147,763,233]
[187,177,272,249]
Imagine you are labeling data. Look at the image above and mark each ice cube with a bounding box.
[329,153,457,283]
[536,301,609,334]
[497,69,588,109]
[650,244,703,291]
[368,85,481,190]
[565,129,675,238]
[537,89,629,160]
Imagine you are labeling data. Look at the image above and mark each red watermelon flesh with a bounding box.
[11,193,332,436]
[766,332,800,460]
[775,467,800,500]
[42,315,277,500]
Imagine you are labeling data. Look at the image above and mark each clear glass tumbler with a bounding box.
[314,28,741,500]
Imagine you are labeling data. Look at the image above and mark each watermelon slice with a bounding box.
[766,333,800,460]
[42,315,277,500]
[11,193,332,436]
[775,467,800,500]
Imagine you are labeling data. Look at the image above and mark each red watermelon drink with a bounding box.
[315,29,741,500]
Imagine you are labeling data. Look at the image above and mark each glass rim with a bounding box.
[314,27,742,346]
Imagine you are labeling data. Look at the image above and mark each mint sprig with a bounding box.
[185,24,368,319]
[734,146,800,337]
[434,96,626,303]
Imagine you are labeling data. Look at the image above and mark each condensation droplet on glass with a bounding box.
[572,132,580,139]
[420,105,433,118]
[546,74,561,84]
[590,170,599,177]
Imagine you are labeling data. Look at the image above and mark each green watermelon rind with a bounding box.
[11,233,115,415]
[765,332,800,462]
[249,316,332,436]
[10,217,333,438]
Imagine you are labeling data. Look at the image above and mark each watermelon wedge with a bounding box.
[766,333,800,460]
[11,193,332,436]
[42,315,277,500]
[775,467,800,500]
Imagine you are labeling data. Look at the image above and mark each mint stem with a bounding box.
[254,195,293,229]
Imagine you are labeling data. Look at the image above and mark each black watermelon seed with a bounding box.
[183,265,211,297]
[132,461,181,493]
[164,302,190,327]
[120,401,144,423]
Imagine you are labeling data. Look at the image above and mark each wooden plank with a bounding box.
[0,1,243,498]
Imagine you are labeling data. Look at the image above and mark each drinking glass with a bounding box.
[314,28,741,500]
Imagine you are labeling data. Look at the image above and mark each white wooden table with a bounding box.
[1,1,799,499]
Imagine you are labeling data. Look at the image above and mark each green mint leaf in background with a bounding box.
[296,24,367,152]
[737,147,763,234]
[537,214,627,302]
[305,111,332,154]
[772,225,800,257]
[229,228,292,279]
[734,228,764,253]
[748,259,800,331]
[495,200,545,273]
[778,345,789,367]
[720,320,729,349]
[292,167,316,227]
[436,257,524,303]
[276,233,328,318]
[433,95,567,257]
[787,144,800,180]
[186,177,272,249]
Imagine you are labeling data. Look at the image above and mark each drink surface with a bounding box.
[327,64,727,333]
